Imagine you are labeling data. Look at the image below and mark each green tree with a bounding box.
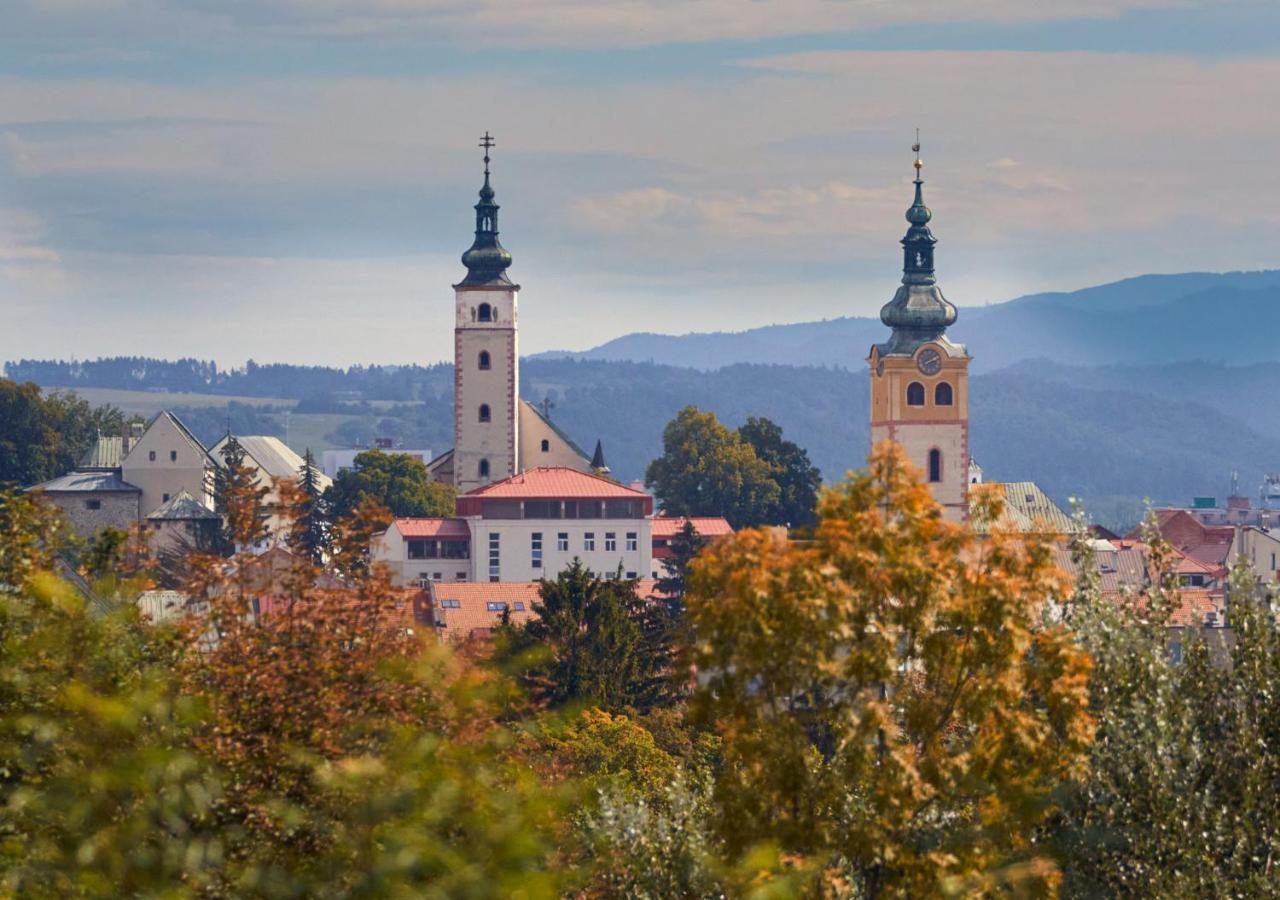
[1054,533,1280,897]
[644,406,780,530]
[655,520,707,605]
[686,441,1094,896]
[290,447,330,565]
[0,379,122,487]
[504,560,666,713]
[324,449,455,521]
[737,416,821,528]
[209,435,269,554]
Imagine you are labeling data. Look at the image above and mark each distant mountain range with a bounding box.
[533,270,1280,374]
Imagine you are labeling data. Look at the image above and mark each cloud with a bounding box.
[7,0,1200,49]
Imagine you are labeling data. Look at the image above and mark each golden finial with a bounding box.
[912,129,923,180]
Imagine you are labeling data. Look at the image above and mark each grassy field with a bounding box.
[284,413,362,454]
[43,385,295,415]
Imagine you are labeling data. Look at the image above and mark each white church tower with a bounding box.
[452,133,519,492]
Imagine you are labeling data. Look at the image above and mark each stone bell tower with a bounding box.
[453,132,519,492]
[867,141,970,522]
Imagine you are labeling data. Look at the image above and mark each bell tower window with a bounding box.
[928,449,942,483]
[478,303,492,322]
[906,382,925,406]
[478,404,491,423]
[479,459,490,478]
[935,382,953,406]
[478,350,491,370]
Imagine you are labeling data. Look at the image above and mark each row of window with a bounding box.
[906,381,953,407]
[418,572,469,586]
[481,499,646,520]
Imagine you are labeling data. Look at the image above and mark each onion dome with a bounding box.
[456,132,515,288]
[877,141,958,354]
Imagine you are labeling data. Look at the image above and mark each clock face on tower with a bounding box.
[917,348,942,376]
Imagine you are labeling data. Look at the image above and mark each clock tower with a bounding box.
[867,143,970,522]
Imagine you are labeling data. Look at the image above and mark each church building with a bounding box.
[426,134,596,490]
[867,145,971,522]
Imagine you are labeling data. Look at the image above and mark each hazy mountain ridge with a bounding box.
[533,270,1280,373]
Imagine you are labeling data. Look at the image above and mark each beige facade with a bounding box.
[1231,526,1280,585]
[209,435,331,548]
[454,286,519,492]
[121,412,214,516]
[518,400,593,472]
[869,341,970,522]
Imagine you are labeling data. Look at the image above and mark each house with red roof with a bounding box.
[374,466,733,587]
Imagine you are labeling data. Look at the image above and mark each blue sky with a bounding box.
[3,0,1279,368]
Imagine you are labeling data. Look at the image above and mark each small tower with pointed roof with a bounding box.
[453,132,520,492]
[867,141,970,522]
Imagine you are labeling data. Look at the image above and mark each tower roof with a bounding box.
[875,139,964,358]
[455,131,516,289]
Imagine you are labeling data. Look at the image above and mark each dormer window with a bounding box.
[906,382,925,406]
[477,303,492,322]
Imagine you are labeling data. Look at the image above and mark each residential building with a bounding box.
[120,412,216,515]
[867,145,970,522]
[970,482,1074,537]
[29,470,142,537]
[650,516,735,578]
[425,136,600,491]
[210,434,332,545]
[1128,509,1280,587]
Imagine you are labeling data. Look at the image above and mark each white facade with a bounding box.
[467,517,652,584]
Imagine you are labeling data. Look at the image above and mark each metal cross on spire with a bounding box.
[479,131,495,175]
[912,129,923,182]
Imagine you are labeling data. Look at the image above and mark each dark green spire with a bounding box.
[876,140,958,355]
[456,131,515,288]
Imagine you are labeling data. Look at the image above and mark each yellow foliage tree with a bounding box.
[687,441,1094,896]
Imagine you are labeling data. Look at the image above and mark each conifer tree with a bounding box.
[210,435,269,555]
[290,447,329,565]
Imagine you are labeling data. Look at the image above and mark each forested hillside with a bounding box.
[12,351,1278,531]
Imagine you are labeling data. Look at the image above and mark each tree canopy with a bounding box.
[323,449,455,520]
[0,379,122,487]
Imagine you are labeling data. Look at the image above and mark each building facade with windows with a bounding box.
[374,467,676,586]
[867,146,970,523]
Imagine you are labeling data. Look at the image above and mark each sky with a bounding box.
[3,0,1279,369]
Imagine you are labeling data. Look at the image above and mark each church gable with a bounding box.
[518,400,591,473]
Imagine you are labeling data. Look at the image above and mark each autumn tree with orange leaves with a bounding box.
[685,441,1094,896]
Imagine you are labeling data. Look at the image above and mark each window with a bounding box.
[928,449,942,483]
[482,500,522,519]
[85,499,101,510]
[540,439,550,452]
[486,601,507,612]
[513,602,525,612]
[479,459,490,479]
[478,302,492,322]
[162,493,170,503]
[531,532,543,569]
[478,404,491,423]
[584,532,595,551]
[625,571,637,579]
[605,532,617,552]
[605,500,644,518]
[906,382,925,406]
[170,450,178,462]
[440,599,461,609]
[478,350,491,370]
[488,533,500,582]
[148,450,156,461]
[557,532,569,551]
[456,572,467,580]
[934,382,953,406]
[417,576,431,588]
[626,532,638,551]
[523,500,560,518]
[433,572,443,581]
[1170,642,1183,665]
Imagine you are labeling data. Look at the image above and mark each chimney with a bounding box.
[124,421,144,455]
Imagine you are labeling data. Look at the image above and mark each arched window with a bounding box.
[540,439,550,452]
[479,459,490,478]
[477,303,492,322]
[478,350,491,370]
[934,382,953,406]
[906,382,926,406]
[928,449,942,483]
[478,404,491,423]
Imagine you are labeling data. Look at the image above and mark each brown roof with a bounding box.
[651,516,734,539]
[394,518,470,538]
[462,467,647,500]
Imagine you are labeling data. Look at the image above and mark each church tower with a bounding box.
[867,142,970,522]
[453,133,519,492]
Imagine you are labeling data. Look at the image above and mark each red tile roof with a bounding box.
[651,516,734,539]
[394,518,470,538]
[1165,589,1225,627]
[426,578,662,639]
[462,467,648,500]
